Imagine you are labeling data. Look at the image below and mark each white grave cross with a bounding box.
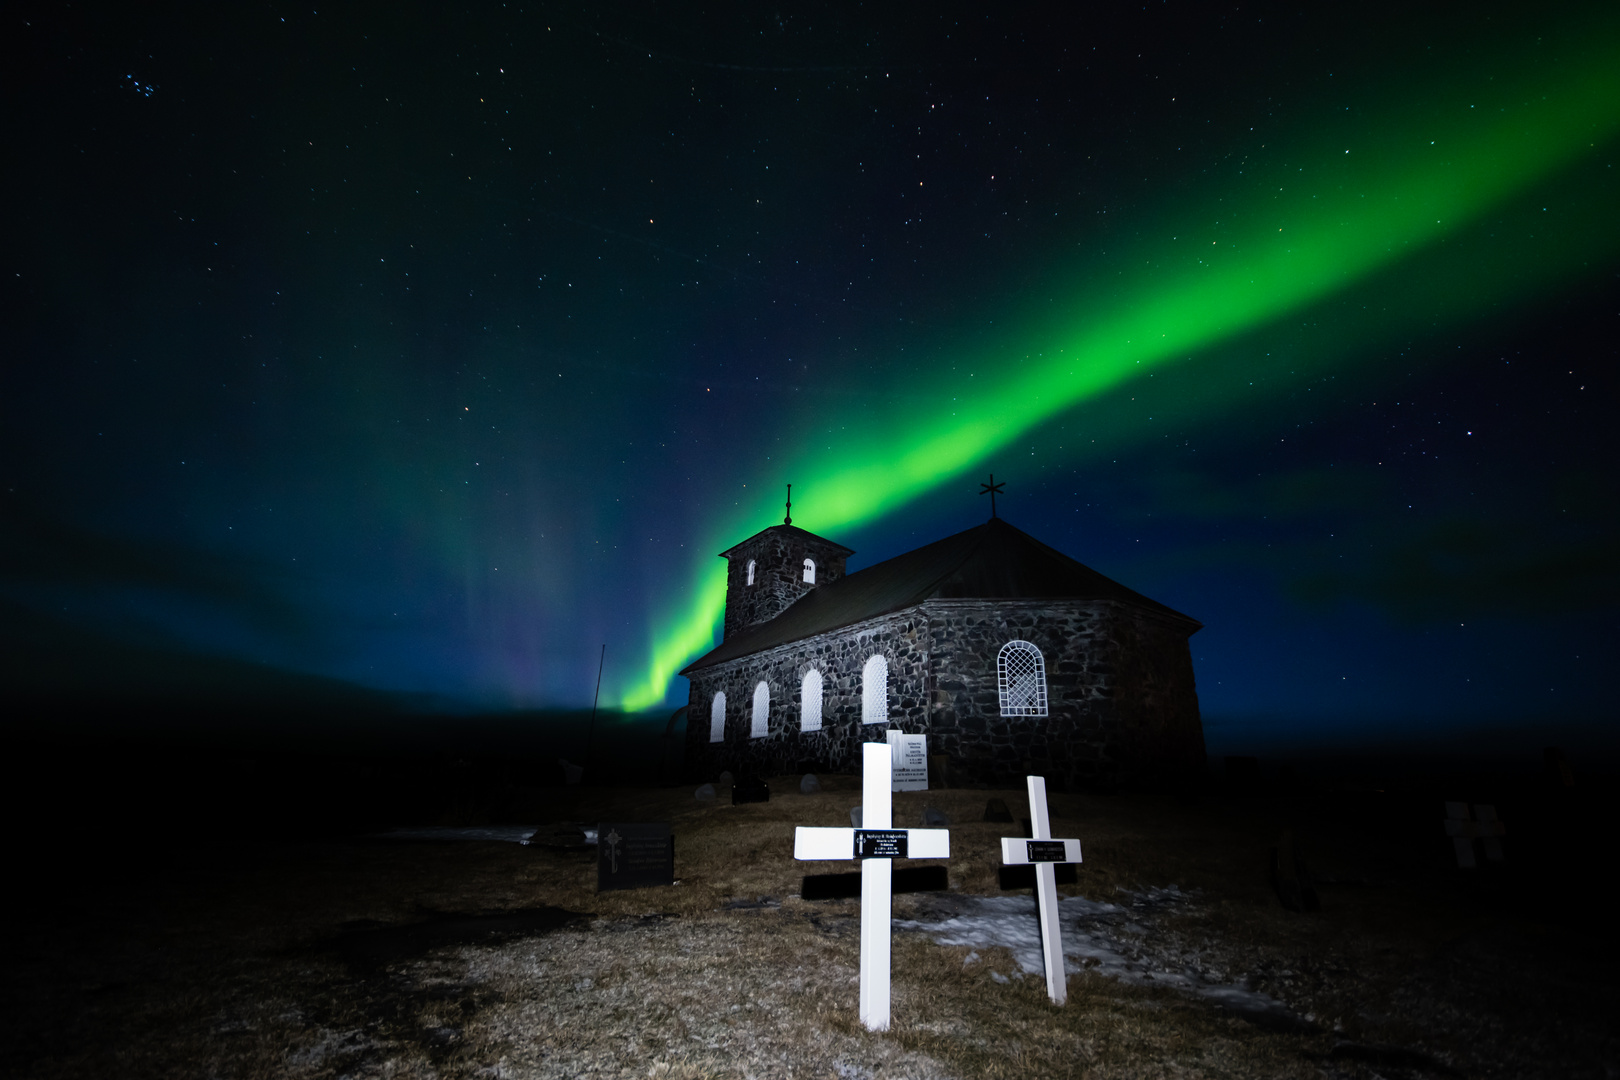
[998,775,1083,1004]
[794,742,950,1031]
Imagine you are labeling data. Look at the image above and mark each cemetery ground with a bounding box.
[2,760,1615,1080]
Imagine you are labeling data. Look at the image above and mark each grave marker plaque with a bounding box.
[854,829,909,859]
[886,731,929,791]
[597,822,675,892]
[1025,840,1070,863]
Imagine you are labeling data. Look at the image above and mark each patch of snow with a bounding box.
[895,889,1294,1020]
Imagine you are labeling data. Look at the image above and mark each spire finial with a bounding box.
[979,473,1005,519]
[784,483,792,526]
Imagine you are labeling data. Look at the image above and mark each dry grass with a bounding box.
[2,776,1615,1079]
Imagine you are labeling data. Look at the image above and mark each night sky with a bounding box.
[5,3,1617,756]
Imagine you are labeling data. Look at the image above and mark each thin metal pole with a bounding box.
[586,643,606,772]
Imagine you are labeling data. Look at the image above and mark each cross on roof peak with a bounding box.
[979,473,1006,519]
[784,483,792,526]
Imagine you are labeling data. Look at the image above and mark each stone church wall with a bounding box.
[684,598,1202,792]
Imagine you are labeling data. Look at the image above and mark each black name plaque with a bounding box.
[853,829,909,859]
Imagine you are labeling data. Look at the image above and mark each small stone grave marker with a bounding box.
[800,773,822,794]
[732,776,769,804]
[997,776,1083,1005]
[983,798,1015,823]
[597,823,674,892]
[1444,802,1506,868]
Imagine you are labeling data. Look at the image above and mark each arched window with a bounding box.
[803,558,816,584]
[746,559,756,586]
[751,681,770,738]
[709,691,726,743]
[861,654,888,725]
[800,668,823,732]
[997,640,1048,717]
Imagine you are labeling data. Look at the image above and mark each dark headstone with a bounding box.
[597,823,674,892]
[694,783,717,802]
[800,773,822,795]
[998,864,1077,889]
[983,798,1015,823]
[559,758,584,786]
[801,866,949,900]
[718,770,734,787]
[849,806,863,827]
[921,806,950,827]
[1270,830,1319,911]
[732,777,769,805]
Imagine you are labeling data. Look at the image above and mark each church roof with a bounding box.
[717,523,855,558]
[681,517,1200,673]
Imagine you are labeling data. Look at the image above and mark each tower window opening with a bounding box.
[746,559,756,586]
[803,558,816,584]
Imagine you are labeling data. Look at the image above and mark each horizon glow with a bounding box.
[619,28,1620,711]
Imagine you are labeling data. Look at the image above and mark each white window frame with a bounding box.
[803,557,816,584]
[997,640,1049,717]
[746,559,756,586]
[709,691,726,742]
[861,654,888,725]
[800,668,823,732]
[751,681,770,738]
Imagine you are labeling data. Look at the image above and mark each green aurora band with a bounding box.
[620,25,1620,711]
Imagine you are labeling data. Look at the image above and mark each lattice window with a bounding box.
[709,691,726,743]
[803,558,816,584]
[861,654,888,725]
[997,640,1048,717]
[800,668,823,732]
[746,559,756,586]
[751,681,770,738]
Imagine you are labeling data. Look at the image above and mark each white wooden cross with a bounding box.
[998,775,1082,1005]
[794,742,950,1031]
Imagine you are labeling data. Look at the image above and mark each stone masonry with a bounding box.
[684,597,1203,792]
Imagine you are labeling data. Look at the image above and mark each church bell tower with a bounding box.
[718,487,853,640]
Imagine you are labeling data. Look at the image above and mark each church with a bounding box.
[681,500,1206,791]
